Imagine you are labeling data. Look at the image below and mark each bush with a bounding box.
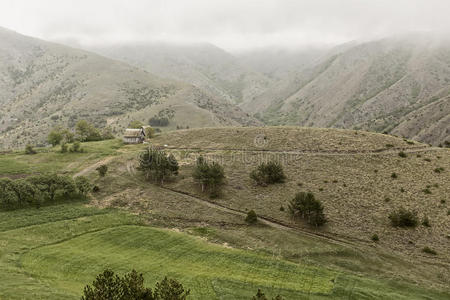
[60,142,68,153]
[422,247,437,255]
[25,144,36,155]
[391,172,398,179]
[371,234,379,242]
[192,156,225,197]
[96,165,108,177]
[245,210,258,224]
[434,167,444,173]
[288,192,326,227]
[250,161,286,186]
[69,141,83,153]
[76,120,102,142]
[252,289,283,300]
[388,208,418,228]
[398,151,407,158]
[422,216,431,227]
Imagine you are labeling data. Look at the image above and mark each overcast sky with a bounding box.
[1,0,449,51]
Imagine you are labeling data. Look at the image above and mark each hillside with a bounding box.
[91,36,450,145]
[1,127,448,299]
[0,27,259,150]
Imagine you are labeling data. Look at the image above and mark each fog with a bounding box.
[1,0,449,51]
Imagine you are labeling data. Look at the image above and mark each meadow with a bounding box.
[0,128,449,299]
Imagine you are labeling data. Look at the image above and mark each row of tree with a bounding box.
[0,174,91,210]
[82,269,283,300]
[48,120,114,147]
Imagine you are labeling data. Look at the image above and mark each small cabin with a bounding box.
[123,127,146,144]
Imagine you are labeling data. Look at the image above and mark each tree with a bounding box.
[154,277,190,300]
[245,210,258,224]
[96,165,108,177]
[81,269,154,300]
[76,120,102,142]
[288,192,327,226]
[47,127,64,146]
[25,144,37,154]
[250,161,286,186]
[138,148,179,184]
[192,156,225,197]
[75,176,92,198]
[129,120,144,129]
[145,127,155,139]
[60,142,68,153]
[101,127,115,140]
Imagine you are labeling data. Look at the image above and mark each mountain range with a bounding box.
[1,27,449,149]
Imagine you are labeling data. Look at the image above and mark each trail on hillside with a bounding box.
[73,156,115,178]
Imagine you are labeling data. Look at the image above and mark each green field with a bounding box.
[0,204,448,299]
[1,129,449,299]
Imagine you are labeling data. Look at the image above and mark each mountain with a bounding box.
[0,27,260,150]
[91,36,450,146]
[89,42,274,105]
[248,35,450,146]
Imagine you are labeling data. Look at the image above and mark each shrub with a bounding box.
[288,192,326,226]
[398,151,407,158]
[371,234,379,242]
[76,120,102,142]
[93,185,100,193]
[422,188,432,194]
[389,208,418,228]
[70,141,83,153]
[60,142,68,153]
[252,289,283,300]
[75,176,92,198]
[279,205,285,211]
[422,247,437,255]
[391,172,398,179]
[245,210,258,224]
[96,165,108,177]
[25,144,36,154]
[192,156,225,197]
[434,167,444,173]
[421,216,431,227]
[250,161,286,186]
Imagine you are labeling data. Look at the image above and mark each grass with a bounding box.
[0,139,123,176]
[1,204,448,300]
[1,127,449,299]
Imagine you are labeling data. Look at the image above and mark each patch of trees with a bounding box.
[192,156,225,198]
[288,192,327,227]
[47,120,114,147]
[149,108,175,127]
[0,174,91,211]
[250,161,286,186]
[82,269,190,300]
[138,148,179,184]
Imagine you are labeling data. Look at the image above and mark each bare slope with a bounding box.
[0,27,259,150]
[149,127,450,264]
[248,35,450,145]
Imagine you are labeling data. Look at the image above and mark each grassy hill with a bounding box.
[0,127,449,299]
[0,27,259,150]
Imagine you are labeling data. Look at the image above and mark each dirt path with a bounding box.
[159,145,443,156]
[73,156,116,178]
[158,185,359,248]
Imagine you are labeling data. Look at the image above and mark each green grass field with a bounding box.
[1,128,449,299]
[1,204,449,300]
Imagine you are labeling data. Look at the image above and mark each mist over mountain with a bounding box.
[89,34,450,145]
[0,27,259,150]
